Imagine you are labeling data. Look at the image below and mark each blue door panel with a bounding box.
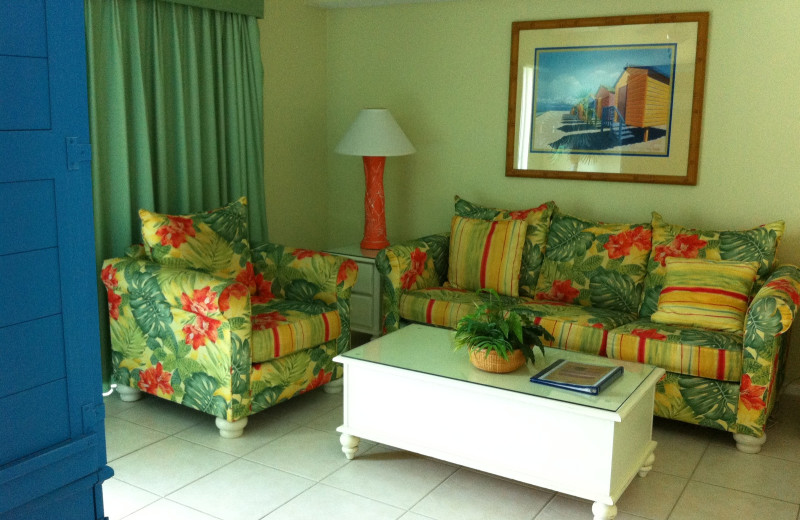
[0,0,46,57]
[0,434,106,512]
[0,248,61,328]
[1,315,66,397]
[0,180,57,255]
[0,55,51,130]
[1,379,70,466]
[0,0,110,517]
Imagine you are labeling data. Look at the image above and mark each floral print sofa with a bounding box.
[377,196,800,453]
[102,198,358,437]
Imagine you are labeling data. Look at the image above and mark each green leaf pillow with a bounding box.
[140,197,252,283]
[534,210,652,313]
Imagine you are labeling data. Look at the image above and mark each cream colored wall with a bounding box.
[260,1,328,249]
[325,0,800,265]
[262,0,800,384]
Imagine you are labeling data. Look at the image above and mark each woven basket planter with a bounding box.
[469,348,525,373]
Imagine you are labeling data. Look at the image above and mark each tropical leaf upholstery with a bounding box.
[103,201,358,430]
[377,200,800,447]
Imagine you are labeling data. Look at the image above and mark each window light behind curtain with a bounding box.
[85,0,267,385]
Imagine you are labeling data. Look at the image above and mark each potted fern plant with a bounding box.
[454,289,554,373]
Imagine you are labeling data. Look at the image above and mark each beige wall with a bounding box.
[262,0,800,385]
[260,1,328,248]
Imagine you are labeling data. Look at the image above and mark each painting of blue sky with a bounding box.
[533,45,674,111]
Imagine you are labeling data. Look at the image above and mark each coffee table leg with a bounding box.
[591,502,617,520]
[339,433,360,460]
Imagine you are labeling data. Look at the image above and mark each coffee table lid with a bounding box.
[339,324,662,413]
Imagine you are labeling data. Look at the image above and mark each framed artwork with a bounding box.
[506,12,709,185]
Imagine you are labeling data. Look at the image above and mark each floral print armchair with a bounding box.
[102,198,358,437]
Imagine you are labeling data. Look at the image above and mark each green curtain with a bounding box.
[85,0,267,384]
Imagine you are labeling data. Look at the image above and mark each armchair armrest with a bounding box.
[252,243,359,353]
[375,232,450,333]
[736,264,800,437]
[102,256,252,422]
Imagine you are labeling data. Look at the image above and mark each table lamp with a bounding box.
[335,108,415,251]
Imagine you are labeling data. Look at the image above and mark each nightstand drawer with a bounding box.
[352,260,374,294]
[351,293,376,330]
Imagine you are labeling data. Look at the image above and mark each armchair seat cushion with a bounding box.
[251,300,341,363]
[606,319,743,382]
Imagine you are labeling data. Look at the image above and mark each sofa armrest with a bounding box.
[102,256,252,421]
[746,264,800,341]
[375,232,450,333]
[735,264,800,437]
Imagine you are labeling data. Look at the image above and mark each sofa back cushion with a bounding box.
[639,212,785,318]
[448,216,528,297]
[534,210,652,313]
[140,197,252,284]
[650,258,759,333]
[454,196,555,297]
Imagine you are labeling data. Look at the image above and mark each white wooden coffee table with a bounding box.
[334,324,665,520]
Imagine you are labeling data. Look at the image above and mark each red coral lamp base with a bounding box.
[360,156,389,251]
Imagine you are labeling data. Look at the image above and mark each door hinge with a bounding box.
[66,137,92,170]
[82,401,106,434]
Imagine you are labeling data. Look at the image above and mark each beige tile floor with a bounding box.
[102,384,800,520]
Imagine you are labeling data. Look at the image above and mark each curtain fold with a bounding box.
[85,0,267,384]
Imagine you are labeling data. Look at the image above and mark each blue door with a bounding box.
[0,1,110,518]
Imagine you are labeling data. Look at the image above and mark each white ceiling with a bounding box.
[306,0,458,8]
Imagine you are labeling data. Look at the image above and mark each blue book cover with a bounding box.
[530,359,624,395]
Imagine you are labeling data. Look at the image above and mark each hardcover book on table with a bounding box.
[530,359,624,395]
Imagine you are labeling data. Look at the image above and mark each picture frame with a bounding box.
[506,12,709,185]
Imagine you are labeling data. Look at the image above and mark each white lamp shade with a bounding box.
[335,108,416,157]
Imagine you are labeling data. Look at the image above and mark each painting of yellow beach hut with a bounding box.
[530,44,676,157]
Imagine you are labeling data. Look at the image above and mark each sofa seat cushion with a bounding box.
[251,300,341,363]
[606,319,743,382]
[516,302,637,356]
[399,287,483,329]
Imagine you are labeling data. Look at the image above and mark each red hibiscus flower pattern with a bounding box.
[137,362,174,395]
[180,287,221,349]
[219,282,249,312]
[739,374,767,411]
[604,226,652,259]
[400,248,428,290]
[766,278,800,305]
[182,315,221,349]
[631,328,668,341]
[252,311,287,331]
[509,202,549,221]
[338,259,358,285]
[536,279,580,303]
[155,215,196,248]
[292,248,325,260]
[252,274,275,304]
[653,234,707,267]
[305,369,332,392]
[101,264,118,290]
[107,289,122,320]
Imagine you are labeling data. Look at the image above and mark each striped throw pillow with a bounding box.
[448,216,528,297]
[651,257,759,332]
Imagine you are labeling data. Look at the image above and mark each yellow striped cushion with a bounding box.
[651,258,759,332]
[251,305,341,363]
[448,216,528,297]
